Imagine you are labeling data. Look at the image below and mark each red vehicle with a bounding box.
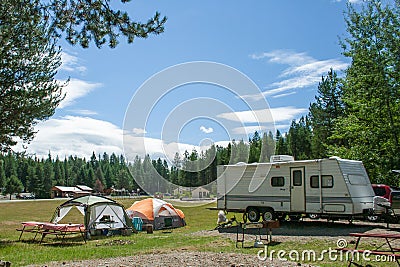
[369,183,400,223]
[372,184,393,201]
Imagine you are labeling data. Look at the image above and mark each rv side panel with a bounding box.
[337,159,375,214]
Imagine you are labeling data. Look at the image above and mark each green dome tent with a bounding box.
[51,195,133,237]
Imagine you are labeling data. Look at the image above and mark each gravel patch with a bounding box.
[26,251,314,267]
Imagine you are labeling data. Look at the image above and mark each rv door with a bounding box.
[290,167,305,212]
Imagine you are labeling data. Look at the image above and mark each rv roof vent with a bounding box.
[270,155,294,163]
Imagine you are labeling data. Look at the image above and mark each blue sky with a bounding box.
[17,0,362,161]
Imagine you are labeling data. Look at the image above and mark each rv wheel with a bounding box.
[308,214,320,220]
[366,215,379,222]
[262,210,275,221]
[247,207,260,222]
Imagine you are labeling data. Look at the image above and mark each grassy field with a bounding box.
[0,198,397,267]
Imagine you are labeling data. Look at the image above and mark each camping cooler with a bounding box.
[132,217,143,231]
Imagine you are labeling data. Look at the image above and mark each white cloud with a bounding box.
[58,78,102,108]
[200,126,214,134]
[214,140,231,148]
[15,113,297,161]
[60,52,87,73]
[16,116,123,159]
[271,106,308,122]
[271,92,296,99]
[13,114,236,162]
[249,50,349,99]
[131,128,147,135]
[123,135,205,163]
[274,123,291,131]
[217,106,306,124]
[250,50,314,65]
[15,115,207,161]
[69,109,98,116]
[232,126,266,135]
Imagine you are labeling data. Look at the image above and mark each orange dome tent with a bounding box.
[126,198,186,230]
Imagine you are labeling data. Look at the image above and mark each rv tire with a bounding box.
[366,215,379,222]
[247,207,260,222]
[262,209,275,221]
[308,213,320,220]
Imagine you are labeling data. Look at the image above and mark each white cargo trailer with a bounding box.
[217,156,376,222]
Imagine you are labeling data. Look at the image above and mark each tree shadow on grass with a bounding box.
[40,242,85,247]
[0,240,14,247]
[238,240,282,249]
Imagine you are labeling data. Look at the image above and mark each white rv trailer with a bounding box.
[217,156,376,222]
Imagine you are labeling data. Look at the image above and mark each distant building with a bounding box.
[173,186,191,196]
[191,187,210,199]
[51,185,93,198]
[76,185,93,192]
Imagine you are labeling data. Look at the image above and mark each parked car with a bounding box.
[372,184,393,201]
[369,184,400,222]
[16,193,35,199]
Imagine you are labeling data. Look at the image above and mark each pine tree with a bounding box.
[170,153,181,185]
[86,166,96,188]
[4,175,23,200]
[104,164,115,189]
[54,157,64,185]
[249,131,261,163]
[275,130,289,156]
[0,159,6,189]
[0,0,64,151]
[63,158,70,186]
[42,161,53,198]
[287,117,312,160]
[332,0,400,182]
[4,152,17,178]
[34,163,44,197]
[260,131,275,162]
[309,69,344,158]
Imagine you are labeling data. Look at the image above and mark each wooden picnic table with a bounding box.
[17,221,86,244]
[17,221,44,241]
[338,232,400,266]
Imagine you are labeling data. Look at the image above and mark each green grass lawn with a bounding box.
[0,199,397,267]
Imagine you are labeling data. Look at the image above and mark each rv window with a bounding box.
[322,175,334,188]
[293,170,302,186]
[348,174,367,185]
[271,176,285,187]
[310,175,319,188]
[310,175,334,188]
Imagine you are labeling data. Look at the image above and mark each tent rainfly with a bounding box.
[126,198,186,230]
[51,195,133,236]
